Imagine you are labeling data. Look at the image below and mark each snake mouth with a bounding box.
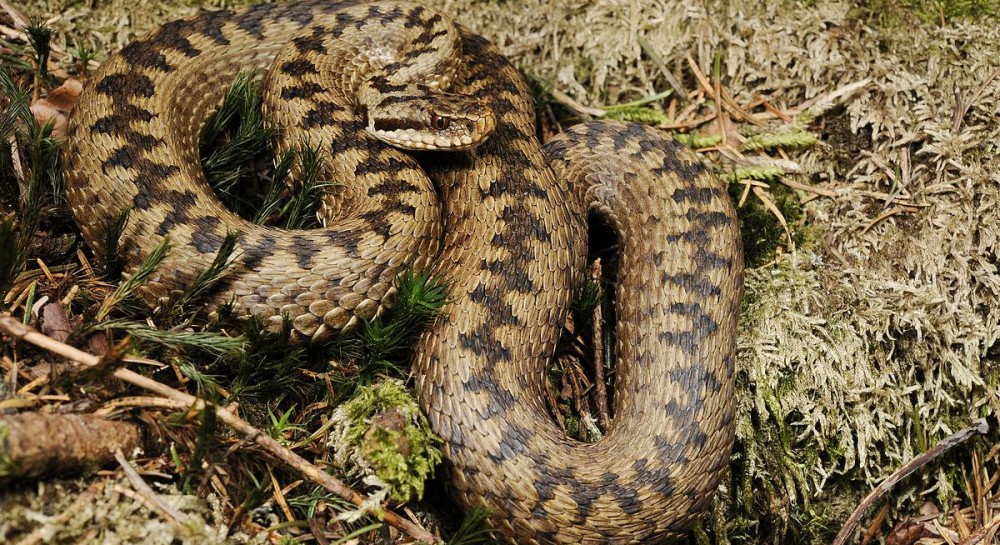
[369,111,497,151]
[372,126,478,150]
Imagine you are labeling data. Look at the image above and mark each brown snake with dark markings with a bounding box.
[63,1,744,542]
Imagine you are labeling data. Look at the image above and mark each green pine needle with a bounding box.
[167,231,241,315]
[25,18,52,78]
[101,207,131,278]
[0,214,16,308]
[447,507,497,545]
[93,320,246,358]
[96,237,171,320]
[281,147,329,230]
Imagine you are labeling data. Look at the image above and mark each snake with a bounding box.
[62,1,744,543]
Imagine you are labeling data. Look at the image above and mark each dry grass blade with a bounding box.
[952,66,1000,133]
[862,207,907,235]
[751,185,793,250]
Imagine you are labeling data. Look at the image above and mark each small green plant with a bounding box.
[447,507,498,545]
[0,69,67,297]
[253,149,295,225]
[199,72,329,229]
[570,276,602,334]
[280,146,328,230]
[201,71,272,207]
[24,18,52,80]
[95,237,171,321]
[100,207,132,278]
[179,403,218,493]
[222,315,311,402]
[164,231,240,317]
[599,89,672,125]
[267,406,304,445]
[327,270,447,392]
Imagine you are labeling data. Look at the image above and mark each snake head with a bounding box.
[365,91,496,151]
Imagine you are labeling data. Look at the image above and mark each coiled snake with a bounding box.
[63,1,743,543]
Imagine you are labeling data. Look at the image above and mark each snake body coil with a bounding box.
[63,2,744,543]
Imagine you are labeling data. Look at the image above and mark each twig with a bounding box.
[115,449,195,529]
[0,412,142,479]
[269,468,297,523]
[860,503,889,545]
[790,78,872,118]
[957,514,1000,545]
[0,313,438,544]
[547,88,606,118]
[832,419,990,545]
[589,259,610,429]
[952,66,1000,133]
[96,395,191,415]
[685,52,763,127]
[779,177,838,198]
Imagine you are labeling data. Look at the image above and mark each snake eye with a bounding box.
[431,114,450,131]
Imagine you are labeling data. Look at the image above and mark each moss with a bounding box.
[329,380,442,504]
[0,422,17,477]
[728,182,805,268]
[855,0,999,25]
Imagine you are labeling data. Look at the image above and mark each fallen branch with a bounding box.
[0,313,438,544]
[832,418,990,545]
[0,412,142,479]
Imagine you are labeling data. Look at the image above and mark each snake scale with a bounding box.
[62,1,744,543]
